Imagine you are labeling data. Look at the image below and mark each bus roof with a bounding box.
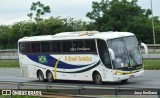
[18,31,135,42]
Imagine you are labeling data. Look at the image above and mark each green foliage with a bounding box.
[0,17,88,49]
[144,60,160,70]
[1,0,160,49]
[0,60,19,68]
[27,1,51,21]
[0,59,160,70]
[154,16,160,44]
[6,21,36,49]
[33,17,88,35]
[86,0,153,43]
[0,25,10,49]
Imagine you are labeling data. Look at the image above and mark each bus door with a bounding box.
[97,39,112,80]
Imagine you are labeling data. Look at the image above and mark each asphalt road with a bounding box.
[0,68,159,88]
[0,68,160,98]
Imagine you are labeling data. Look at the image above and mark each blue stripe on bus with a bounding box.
[26,54,93,69]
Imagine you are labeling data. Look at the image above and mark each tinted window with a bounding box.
[19,42,30,53]
[85,39,96,53]
[31,42,40,53]
[72,40,85,52]
[97,39,112,68]
[62,41,72,52]
[25,43,31,53]
[19,39,97,54]
[51,41,62,52]
[41,42,51,53]
[19,43,25,53]
[97,39,111,68]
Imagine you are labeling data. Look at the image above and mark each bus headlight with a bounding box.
[115,72,123,75]
[114,71,123,75]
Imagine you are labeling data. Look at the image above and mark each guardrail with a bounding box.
[147,44,160,47]
[0,44,160,52]
[0,49,17,52]
[1,54,160,60]
[0,49,17,55]
[142,54,160,59]
[0,49,18,60]
[1,47,160,60]
[0,81,160,97]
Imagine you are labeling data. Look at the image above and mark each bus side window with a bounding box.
[41,42,51,53]
[25,43,31,53]
[62,41,72,53]
[73,40,84,52]
[19,42,25,53]
[85,39,96,53]
[31,42,40,53]
[51,41,62,53]
[97,39,111,68]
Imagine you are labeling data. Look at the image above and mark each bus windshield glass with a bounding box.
[108,36,142,69]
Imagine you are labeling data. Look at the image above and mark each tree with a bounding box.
[0,17,88,49]
[27,1,51,21]
[86,0,153,43]
[153,16,160,43]
[34,17,88,35]
[0,25,10,49]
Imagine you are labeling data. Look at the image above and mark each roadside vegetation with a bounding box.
[1,0,160,49]
[0,60,19,68]
[144,60,160,70]
[0,60,160,70]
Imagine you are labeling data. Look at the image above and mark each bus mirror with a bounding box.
[138,42,141,46]
[141,43,148,54]
[108,48,115,60]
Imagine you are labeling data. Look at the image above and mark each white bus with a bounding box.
[18,31,148,84]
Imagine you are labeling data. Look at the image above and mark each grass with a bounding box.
[0,60,160,70]
[144,60,160,70]
[0,60,19,68]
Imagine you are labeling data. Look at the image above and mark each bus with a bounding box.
[18,31,148,84]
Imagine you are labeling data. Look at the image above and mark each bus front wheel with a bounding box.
[37,70,45,82]
[46,71,54,83]
[121,79,128,83]
[93,72,102,85]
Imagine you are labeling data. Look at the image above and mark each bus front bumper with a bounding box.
[113,69,144,81]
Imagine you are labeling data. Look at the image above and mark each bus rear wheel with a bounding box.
[46,71,54,83]
[93,72,102,85]
[37,70,45,82]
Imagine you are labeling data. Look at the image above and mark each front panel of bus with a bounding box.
[107,36,144,81]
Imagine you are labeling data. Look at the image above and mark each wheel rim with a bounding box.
[38,72,44,81]
[95,73,102,84]
[47,72,53,82]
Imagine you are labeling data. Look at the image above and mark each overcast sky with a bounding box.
[0,0,159,25]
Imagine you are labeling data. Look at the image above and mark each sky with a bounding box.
[0,0,160,25]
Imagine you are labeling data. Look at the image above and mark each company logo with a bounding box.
[38,56,47,63]
[2,90,11,95]
[2,90,42,96]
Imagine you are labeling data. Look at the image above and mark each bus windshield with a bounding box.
[108,36,142,69]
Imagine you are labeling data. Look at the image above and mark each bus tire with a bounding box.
[46,70,54,83]
[93,72,102,85]
[37,70,45,82]
[121,79,128,83]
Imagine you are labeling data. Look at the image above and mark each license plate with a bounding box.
[129,75,134,78]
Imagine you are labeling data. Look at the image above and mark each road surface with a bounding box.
[0,68,159,97]
[0,68,159,88]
